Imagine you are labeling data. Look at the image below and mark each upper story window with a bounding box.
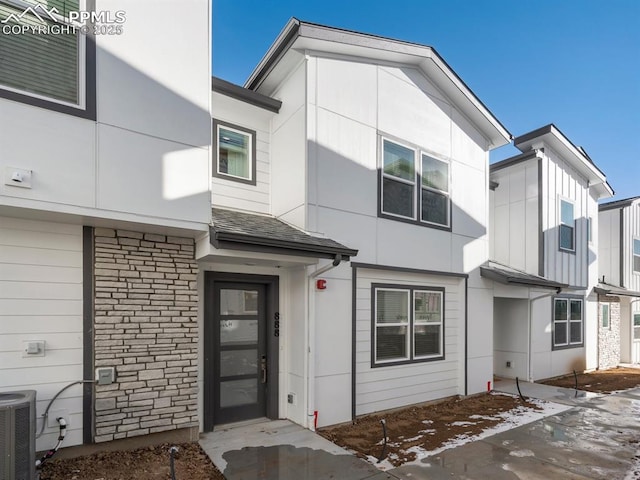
[213,120,256,186]
[553,297,583,349]
[379,137,450,230]
[0,0,95,119]
[559,199,575,252]
[634,239,640,273]
[373,284,444,367]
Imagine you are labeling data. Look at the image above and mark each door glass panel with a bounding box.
[220,349,258,377]
[220,319,258,345]
[220,379,258,408]
[220,289,259,315]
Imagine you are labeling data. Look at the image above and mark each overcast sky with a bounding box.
[212,0,640,201]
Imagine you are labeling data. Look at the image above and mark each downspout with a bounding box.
[528,288,562,382]
[306,254,343,430]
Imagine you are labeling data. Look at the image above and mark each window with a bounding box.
[634,239,640,273]
[213,120,256,185]
[553,298,583,349]
[373,284,444,366]
[601,303,609,329]
[380,138,450,229]
[634,314,640,341]
[0,0,95,118]
[559,199,575,252]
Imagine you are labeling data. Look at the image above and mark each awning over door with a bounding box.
[210,208,358,260]
[480,261,568,290]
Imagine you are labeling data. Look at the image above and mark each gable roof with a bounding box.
[511,123,613,198]
[245,18,512,149]
[599,196,640,212]
[210,208,358,260]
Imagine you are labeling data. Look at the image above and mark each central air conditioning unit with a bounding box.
[0,390,36,480]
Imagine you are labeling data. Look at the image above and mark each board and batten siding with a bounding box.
[622,202,640,291]
[211,92,273,214]
[354,267,464,416]
[598,208,621,287]
[540,149,590,287]
[0,217,84,450]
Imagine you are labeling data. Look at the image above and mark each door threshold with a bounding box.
[214,417,271,431]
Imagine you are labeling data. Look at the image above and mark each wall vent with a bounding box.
[0,390,36,480]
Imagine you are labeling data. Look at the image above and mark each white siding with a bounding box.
[0,1,211,227]
[490,159,539,274]
[540,150,589,287]
[211,93,274,214]
[271,61,307,228]
[493,298,528,379]
[0,217,84,450]
[354,268,464,416]
[598,208,621,286]
[622,202,640,290]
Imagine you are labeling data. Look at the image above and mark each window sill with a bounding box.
[551,343,584,351]
[372,355,444,368]
[378,212,452,232]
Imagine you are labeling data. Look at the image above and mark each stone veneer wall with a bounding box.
[93,229,198,442]
[598,295,621,370]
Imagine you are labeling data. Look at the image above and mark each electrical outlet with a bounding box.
[287,393,296,405]
[47,409,69,428]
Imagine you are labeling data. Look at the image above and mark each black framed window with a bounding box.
[213,119,256,186]
[372,284,444,366]
[379,137,451,230]
[559,199,575,252]
[553,297,583,349]
[0,0,96,119]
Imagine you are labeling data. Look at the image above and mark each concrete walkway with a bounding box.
[199,418,395,479]
[200,383,640,479]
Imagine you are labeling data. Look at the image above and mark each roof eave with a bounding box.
[245,19,512,148]
[210,226,358,260]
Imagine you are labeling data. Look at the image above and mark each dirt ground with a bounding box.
[541,366,640,393]
[40,368,640,477]
[39,442,224,480]
[318,393,541,467]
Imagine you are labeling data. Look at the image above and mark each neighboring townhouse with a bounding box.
[597,196,640,366]
[0,0,212,452]
[204,18,511,431]
[487,124,613,382]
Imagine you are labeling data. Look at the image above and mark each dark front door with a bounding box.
[204,272,279,430]
[213,282,267,423]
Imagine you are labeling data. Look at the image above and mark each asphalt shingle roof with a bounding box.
[210,208,358,259]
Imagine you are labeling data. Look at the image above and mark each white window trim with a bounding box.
[553,297,583,349]
[558,197,576,253]
[0,0,87,109]
[379,135,451,229]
